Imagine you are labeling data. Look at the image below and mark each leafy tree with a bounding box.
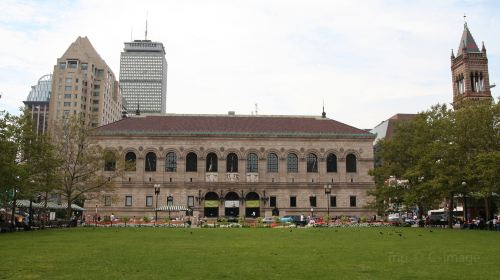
[49,116,123,220]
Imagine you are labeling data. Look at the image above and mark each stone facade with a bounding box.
[84,114,376,220]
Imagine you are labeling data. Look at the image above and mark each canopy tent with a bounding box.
[10,200,85,211]
[155,205,191,212]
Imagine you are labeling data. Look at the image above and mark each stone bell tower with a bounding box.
[451,22,492,109]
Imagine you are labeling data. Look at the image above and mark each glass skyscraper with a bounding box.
[119,40,168,114]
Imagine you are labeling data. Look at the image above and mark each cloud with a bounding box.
[0,0,499,128]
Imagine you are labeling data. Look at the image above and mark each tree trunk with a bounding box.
[28,200,33,230]
[484,196,490,222]
[447,195,454,229]
[10,191,17,230]
[417,203,423,220]
[41,191,48,229]
[66,196,72,227]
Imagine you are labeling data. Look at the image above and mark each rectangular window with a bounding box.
[59,62,66,69]
[290,196,296,207]
[104,196,111,206]
[68,61,77,69]
[63,102,71,107]
[270,196,276,207]
[65,78,72,83]
[65,86,72,91]
[309,196,317,207]
[330,196,337,207]
[64,94,72,99]
[125,196,132,206]
[187,196,194,208]
[81,63,88,70]
[350,196,357,207]
[146,196,153,207]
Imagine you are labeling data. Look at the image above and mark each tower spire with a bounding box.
[322,99,326,118]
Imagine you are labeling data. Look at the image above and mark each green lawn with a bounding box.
[0,227,498,279]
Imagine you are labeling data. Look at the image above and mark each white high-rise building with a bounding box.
[119,40,168,114]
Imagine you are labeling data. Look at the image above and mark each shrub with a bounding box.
[143,216,151,223]
[361,216,368,223]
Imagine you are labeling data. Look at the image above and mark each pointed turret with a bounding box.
[451,49,455,59]
[481,41,486,53]
[457,23,480,56]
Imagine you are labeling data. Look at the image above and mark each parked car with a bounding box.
[262,217,275,224]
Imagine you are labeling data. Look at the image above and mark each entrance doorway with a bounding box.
[204,192,219,218]
[224,192,240,217]
[245,192,260,217]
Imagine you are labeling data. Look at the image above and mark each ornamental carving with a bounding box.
[138,146,143,151]
[220,147,225,152]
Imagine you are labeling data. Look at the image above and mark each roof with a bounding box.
[95,114,374,138]
[25,74,52,103]
[371,113,417,143]
[457,23,480,55]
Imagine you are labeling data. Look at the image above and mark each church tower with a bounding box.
[451,22,492,108]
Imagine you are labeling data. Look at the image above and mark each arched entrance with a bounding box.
[245,192,260,217]
[204,192,219,217]
[224,192,240,217]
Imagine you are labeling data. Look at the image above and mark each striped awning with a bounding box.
[10,200,85,211]
[155,205,191,211]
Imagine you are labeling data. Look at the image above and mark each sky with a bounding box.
[0,0,499,129]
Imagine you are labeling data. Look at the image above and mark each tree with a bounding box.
[50,116,123,221]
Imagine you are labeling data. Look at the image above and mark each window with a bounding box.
[330,196,337,207]
[246,153,258,173]
[206,153,218,172]
[306,153,318,173]
[146,196,153,207]
[270,196,276,207]
[187,196,194,207]
[125,152,136,171]
[63,102,71,107]
[309,196,317,207]
[287,153,298,173]
[346,154,357,173]
[81,63,88,70]
[165,152,177,172]
[267,153,278,173]
[104,151,116,171]
[59,62,66,69]
[186,152,197,172]
[65,78,72,83]
[226,153,238,172]
[145,152,157,172]
[327,154,337,173]
[64,94,72,99]
[167,195,174,206]
[104,196,111,206]
[68,61,77,69]
[65,86,72,91]
[350,196,357,207]
[290,196,297,207]
[125,196,132,206]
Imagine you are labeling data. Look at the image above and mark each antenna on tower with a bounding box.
[322,99,326,118]
[255,103,258,115]
[145,12,148,40]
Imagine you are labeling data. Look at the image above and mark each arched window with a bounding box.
[186,152,197,172]
[287,153,298,173]
[306,153,318,173]
[145,152,157,172]
[326,153,337,173]
[165,152,177,172]
[104,151,116,171]
[226,153,238,172]
[346,154,357,173]
[267,153,278,173]
[125,152,136,171]
[247,153,258,173]
[206,153,218,172]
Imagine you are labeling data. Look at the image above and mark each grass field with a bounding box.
[1,227,499,279]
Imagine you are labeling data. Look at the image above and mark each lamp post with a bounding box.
[462,181,467,223]
[324,184,332,223]
[167,194,173,219]
[95,204,98,227]
[310,207,314,219]
[154,184,161,226]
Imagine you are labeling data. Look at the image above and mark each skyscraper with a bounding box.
[23,74,52,134]
[48,36,124,129]
[119,39,168,114]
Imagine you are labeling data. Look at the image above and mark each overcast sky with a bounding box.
[0,0,499,129]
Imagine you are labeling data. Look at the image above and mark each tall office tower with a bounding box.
[120,39,167,114]
[48,36,124,129]
[23,74,52,134]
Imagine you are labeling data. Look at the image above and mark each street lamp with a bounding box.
[310,207,314,218]
[167,194,173,219]
[154,184,161,226]
[324,184,332,223]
